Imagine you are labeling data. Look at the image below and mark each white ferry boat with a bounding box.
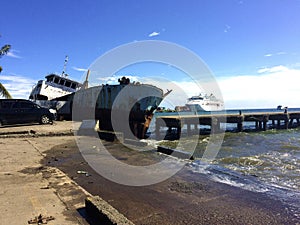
[186,93,224,111]
[29,73,82,101]
[29,56,83,101]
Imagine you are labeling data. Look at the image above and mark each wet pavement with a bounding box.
[45,137,298,225]
[1,121,298,225]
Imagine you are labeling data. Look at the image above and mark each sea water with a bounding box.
[149,108,300,219]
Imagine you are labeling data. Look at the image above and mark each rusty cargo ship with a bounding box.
[55,77,170,139]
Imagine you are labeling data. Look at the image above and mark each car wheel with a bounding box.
[40,115,51,124]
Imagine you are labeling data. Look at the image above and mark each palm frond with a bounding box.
[0,44,11,57]
[0,83,12,99]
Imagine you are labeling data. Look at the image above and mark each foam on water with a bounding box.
[189,161,270,193]
[150,108,300,218]
[189,160,300,220]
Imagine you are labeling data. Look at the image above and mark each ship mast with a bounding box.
[61,55,69,78]
[83,69,90,89]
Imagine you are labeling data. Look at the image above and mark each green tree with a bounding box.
[0,43,12,99]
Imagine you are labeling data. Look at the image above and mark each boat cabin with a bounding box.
[45,74,82,90]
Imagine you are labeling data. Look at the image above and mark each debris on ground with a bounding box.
[28,214,55,224]
[77,170,90,176]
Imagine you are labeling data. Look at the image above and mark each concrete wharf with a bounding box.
[155,111,300,139]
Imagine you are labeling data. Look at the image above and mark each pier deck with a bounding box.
[155,111,300,139]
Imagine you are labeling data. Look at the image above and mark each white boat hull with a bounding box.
[29,74,82,101]
[186,94,224,111]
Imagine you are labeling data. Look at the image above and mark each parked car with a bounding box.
[0,99,54,127]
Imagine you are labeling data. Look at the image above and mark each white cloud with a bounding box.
[0,74,35,99]
[277,52,286,55]
[72,66,88,72]
[264,52,287,57]
[257,65,288,74]
[6,50,22,59]
[148,31,160,37]
[224,24,231,33]
[218,65,300,109]
[132,65,298,109]
[264,53,272,57]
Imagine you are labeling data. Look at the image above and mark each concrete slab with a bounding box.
[85,196,134,225]
[0,135,88,225]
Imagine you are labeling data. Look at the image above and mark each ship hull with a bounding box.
[72,83,164,139]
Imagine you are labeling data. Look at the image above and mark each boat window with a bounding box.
[36,95,48,100]
[65,81,71,87]
[59,79,65,85]
[54,77,60,84]
[71,83,77,89]
[190,97,203,100]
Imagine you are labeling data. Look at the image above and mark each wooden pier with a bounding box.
[155,111,300,139]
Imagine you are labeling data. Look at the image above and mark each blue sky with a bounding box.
[1,0,300,108]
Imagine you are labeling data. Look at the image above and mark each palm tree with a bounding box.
[0,43,12,99]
